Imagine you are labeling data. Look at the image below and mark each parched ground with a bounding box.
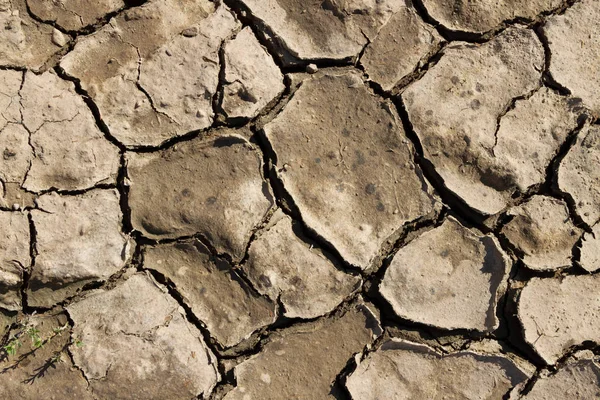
[0,0,599,398]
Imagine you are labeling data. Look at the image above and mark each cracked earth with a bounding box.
[0,0,599,398]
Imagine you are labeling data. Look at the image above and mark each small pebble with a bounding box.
[52,29,67,47]
[306,64,318,74]
[182,27,199,37]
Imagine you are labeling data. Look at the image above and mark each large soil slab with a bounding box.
[27,0,124,31]
[243,210,361,319]
[0,211,30,311]
[380,217,509,332]
[502,196,582,271]
[27,189,132,307]
[144,240,276,347]
[67,273,219,399]
[544,0,600,115]
[422,0,562,34]
[403,28,547,215]
[346,339,531,399]
[127,133,273,261]
[518,275,600,364]
[239,0,402,62]
[360,6,442,91]
[60,0,240,147]
[264,70,437,269]
[558,125,600,227]
[223,300,381,399]
[522,352,600,399]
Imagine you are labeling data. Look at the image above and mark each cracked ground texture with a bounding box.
[0,0,599,398]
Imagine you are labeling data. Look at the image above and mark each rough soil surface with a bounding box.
[243,210,361,319]
[144,240,276,347]
[67,273,219,399]
[238,0,402,62]
[0,211,29,311]
[223,300,381,400]
[27,0,125,31]
[360,6,442,91]
[27,189,132,308]
[222,27,284,120]
[1,0,599,398]
[580,223,600,273]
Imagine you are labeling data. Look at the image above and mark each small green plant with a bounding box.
[52,324,68,335]
[4,337,22,356]
[74,338,84,348]
[26,327,43,349]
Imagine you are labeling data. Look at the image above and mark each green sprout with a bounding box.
[4,337,22,356]
[26,327,43,349]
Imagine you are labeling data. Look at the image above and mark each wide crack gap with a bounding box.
[540,117,592,233]
[20,212,37,314]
